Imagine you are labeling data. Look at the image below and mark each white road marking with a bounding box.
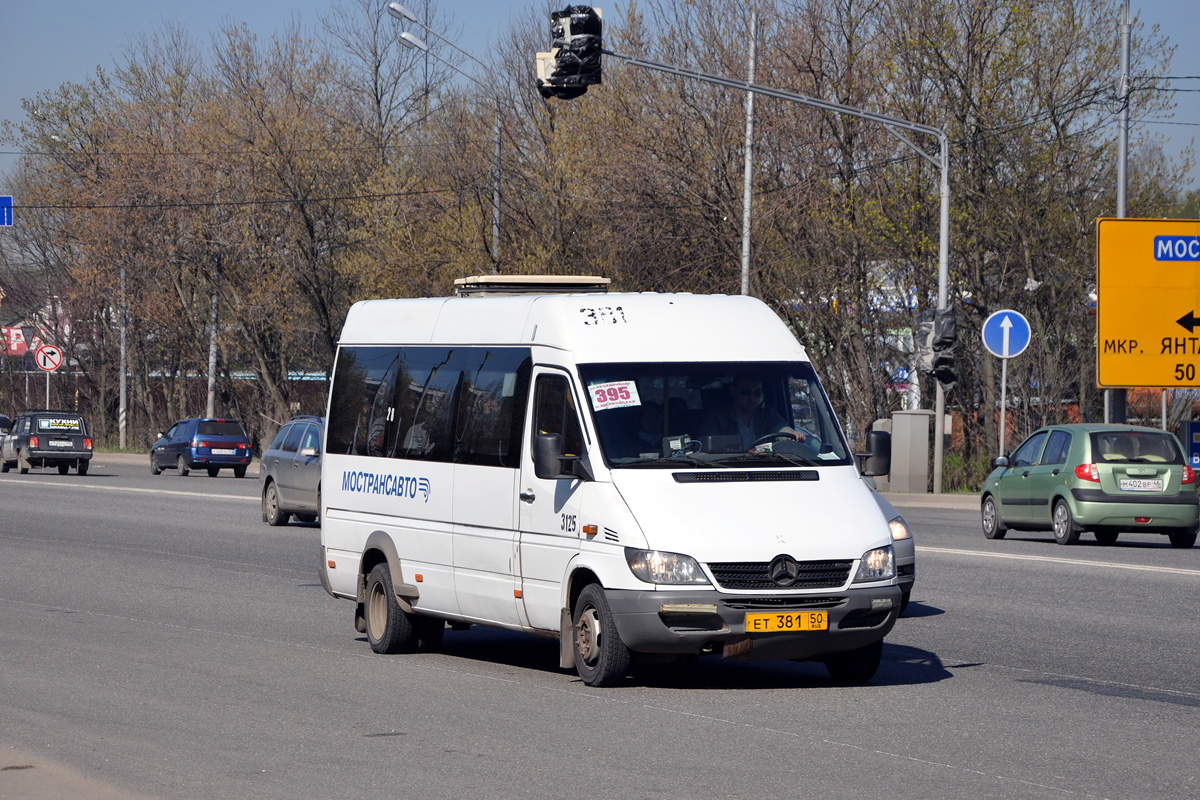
[3,478,257,502]
[917,545,1200,577]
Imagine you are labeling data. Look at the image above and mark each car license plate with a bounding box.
[745,610,828,633]
[1119,478,1163,492]
[49,440,72,447]
[211,448,235,455]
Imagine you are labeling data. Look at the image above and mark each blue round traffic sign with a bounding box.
[981,309,1031,359]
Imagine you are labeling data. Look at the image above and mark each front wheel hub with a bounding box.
[575,607,602,665]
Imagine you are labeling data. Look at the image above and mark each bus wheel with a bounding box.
[572,584,630,687]
[365,564,417,654]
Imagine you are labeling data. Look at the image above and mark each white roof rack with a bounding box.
[453,274,610,297]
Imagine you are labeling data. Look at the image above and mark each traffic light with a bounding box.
[917,307,957,390]
[536,6,603,100]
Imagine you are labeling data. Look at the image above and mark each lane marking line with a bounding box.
[917,545,1200,577]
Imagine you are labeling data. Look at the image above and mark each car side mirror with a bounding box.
[299,446,318,458]
[157,431,165,440]
[993,455,1010,468]
[533,433,593,481]
[856,430,892,477]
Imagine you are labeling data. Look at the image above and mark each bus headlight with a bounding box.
[625,548,711,585]
[853,545,895,582]
[888,516,911,540]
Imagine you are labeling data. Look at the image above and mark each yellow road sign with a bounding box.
[1096,217,1200,388]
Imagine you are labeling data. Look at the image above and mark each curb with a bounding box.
[882,492,979,510]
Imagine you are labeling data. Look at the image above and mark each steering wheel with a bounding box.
[751,432,799,448]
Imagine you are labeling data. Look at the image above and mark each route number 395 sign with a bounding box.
[590,380,640,411]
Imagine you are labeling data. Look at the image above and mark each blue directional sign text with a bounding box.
[1154,236,1200,261]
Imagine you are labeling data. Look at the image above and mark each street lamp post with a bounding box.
[119,265,127,449]
[388,3,502,272]
[601,48,953,492]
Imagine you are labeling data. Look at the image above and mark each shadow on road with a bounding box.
[372,623,955,690]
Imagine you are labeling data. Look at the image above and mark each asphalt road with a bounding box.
[1,453,1198,799]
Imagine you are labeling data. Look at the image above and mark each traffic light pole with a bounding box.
[603,48,952,492]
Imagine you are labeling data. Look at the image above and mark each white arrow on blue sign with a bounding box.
[0,196,12,226]
[981,309,1031,359]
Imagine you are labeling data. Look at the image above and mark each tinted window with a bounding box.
[1040,431,1071,465]
[1010,431,1047,467]
[268,425,291,452]
[299,424,321,453]
[453,350,531,467]
[198,420,246,437]
[281,424,304,453]
[327,346,531,467]
[1093,431,1182,463]
[533,374,585,457]
[399,348,461,462]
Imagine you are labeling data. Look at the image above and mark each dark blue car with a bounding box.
[151,418,252,478]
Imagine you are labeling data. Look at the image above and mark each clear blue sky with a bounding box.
[1,1,1198,190]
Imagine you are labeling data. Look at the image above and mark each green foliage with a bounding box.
[941,450,996,494]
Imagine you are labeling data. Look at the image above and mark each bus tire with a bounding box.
[365,564,417,654]
[572,584,630,687]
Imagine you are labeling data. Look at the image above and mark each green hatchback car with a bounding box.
[981,424,1198,548]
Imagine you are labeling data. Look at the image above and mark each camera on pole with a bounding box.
[536,6,603,100]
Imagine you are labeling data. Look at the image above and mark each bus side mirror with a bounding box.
[0,414,10,434]
[534,433,593,481]
[857,430,891,477]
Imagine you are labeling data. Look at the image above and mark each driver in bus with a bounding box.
[700,373,805,451]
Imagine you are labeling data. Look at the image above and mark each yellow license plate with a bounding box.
[744,610,828,633]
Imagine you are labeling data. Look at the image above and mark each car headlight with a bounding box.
[888,516,911,541]
[853,545,895,583]
[625,548,711,585]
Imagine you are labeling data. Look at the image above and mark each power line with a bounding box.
[9,188,446,212]
[1138,118,1200,127]
[0,139,481,159]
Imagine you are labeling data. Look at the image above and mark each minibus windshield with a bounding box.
[578,362,852,468]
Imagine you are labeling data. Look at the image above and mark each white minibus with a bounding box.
[318,285,899,686]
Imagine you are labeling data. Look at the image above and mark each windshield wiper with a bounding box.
[718,451,821,468]
[619,456,719,469]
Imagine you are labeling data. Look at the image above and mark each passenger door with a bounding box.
[2,416,24,461]
[996,431,1049,525]
[292,423,322,513]
[1026,429,1072,527]
[154,423,180,469]
[273,423,304,506]
[517,369,590,632]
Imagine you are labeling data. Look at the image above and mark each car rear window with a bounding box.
[36,416,85,433]
[1092,431,1182,463]
[198,420,247,437]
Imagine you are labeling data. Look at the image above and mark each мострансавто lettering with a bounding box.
[341,470,430,502]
